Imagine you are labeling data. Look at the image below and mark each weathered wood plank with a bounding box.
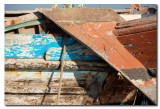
[113,23,157,36]
[5,34,101,60]
[18,25,39,34]
[117,30,157,70]
[113,9,131,14]
[5,70,108,84]
[99,75,136,105]
[5,12,44,28]
[38,8,125,23]
[5,19,46,32]
[115,20,156,29]
[117,30,157,44]
[5,9,130,15]
[5,86,86,94]
[5,70,108,105]
[5,59,110,71]
[134,7,156,14]
[5,94,94,105]
[5,10,36,14]
[116,16,156,26]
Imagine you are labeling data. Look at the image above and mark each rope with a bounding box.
[56,33,67,105]
[133,89,138,105]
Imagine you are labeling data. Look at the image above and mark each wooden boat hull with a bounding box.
[4,8,157,105]
[41,10,157,104]
[5,70,108,105]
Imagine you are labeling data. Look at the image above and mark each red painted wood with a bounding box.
[43,9,157,102]
[117,30,157,44]
[117,30,157,69]
[59,22,157,103]
[114,23,156,36]
[116,20,156,29]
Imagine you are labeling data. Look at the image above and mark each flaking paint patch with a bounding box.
[5,34,100,60]
[107,31,113,36]
[132,79,144,86]
[94,35,98,38]
[96,24,102,29]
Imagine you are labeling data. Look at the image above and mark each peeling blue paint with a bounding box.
[5,34,102,60]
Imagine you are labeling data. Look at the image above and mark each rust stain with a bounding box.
[44,63,49,68]
[33,71,42,77]
[8,20,15,27]
[13,63,19,69]
[15,72,20,76]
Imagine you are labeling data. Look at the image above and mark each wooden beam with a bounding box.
[38,8,125,23]
[5,9,130,15]
[116,15,156,26]
[5,58,114,71]
[5,19,47,32]
[5,10,35,14]
[5,12,44,28]
[113,9,131,14]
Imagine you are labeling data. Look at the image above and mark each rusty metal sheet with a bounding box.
[43,20,157,104]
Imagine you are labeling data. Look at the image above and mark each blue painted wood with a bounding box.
[5,19,45,31]
[5,34,101,60]
[6,70,108,82]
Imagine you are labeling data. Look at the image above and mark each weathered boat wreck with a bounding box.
[5,7,157,105]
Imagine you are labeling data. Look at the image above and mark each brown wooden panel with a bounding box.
[117,16,156,26]
[114,23,156,36]
[99,75,136,105]
[117,30,157,44]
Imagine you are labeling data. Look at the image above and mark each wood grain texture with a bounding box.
[5,12,44,28]
[39,8,125,23]
[5,70,108,105]
[5,59,112,71]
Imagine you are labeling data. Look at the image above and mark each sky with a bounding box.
[5,4,157,11]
